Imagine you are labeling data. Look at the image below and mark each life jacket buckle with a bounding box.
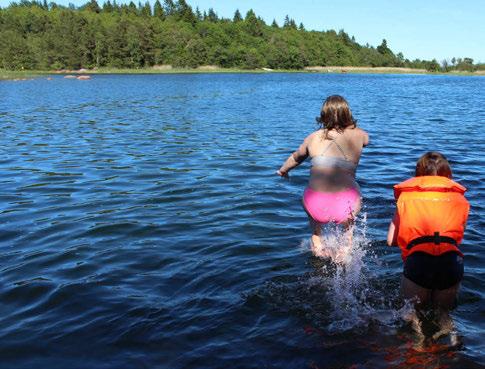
[433,231,441,244]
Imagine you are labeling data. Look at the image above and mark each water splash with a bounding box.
[308,214,412,333]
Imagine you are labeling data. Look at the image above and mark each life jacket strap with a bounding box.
[406,232,458,250]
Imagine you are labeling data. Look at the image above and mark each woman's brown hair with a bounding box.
[415,152,452,178]
[316,95,357,137]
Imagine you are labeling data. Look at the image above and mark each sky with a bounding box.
[1,0,483,62]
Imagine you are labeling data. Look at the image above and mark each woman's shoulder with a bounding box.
[346,126,368,136]
[305,130,323,142]
[344,127,369,146]
[347,126,368,139]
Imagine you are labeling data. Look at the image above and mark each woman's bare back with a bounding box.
[306,127,369,192]
[307,127,368,163]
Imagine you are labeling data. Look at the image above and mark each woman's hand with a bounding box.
[276,135,310,180]
[276,169,289,178]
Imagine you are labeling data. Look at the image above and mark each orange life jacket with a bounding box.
[394,176,469,261]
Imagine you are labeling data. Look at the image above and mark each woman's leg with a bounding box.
[334,196,361,263]
[308,216,325,256]
[334,222,353,264]
[302,197,326,257]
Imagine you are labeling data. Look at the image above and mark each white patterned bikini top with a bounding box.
[311,139,357,172]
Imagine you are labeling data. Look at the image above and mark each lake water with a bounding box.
[0,73,483,368]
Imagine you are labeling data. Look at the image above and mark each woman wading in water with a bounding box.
[277,95,369,260]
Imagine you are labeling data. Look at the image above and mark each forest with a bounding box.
[0,0,482,72]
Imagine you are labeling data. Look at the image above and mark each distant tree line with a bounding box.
[0,0,483,72]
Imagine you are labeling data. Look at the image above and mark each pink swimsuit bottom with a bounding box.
[303,187,361,224]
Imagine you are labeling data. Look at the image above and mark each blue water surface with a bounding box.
[0,73,483,368]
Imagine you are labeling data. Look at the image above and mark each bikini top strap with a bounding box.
[331,139,350,161]
[319,141,334,156]
[319,130,350,160]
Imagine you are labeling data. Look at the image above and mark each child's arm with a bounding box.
[277,136,310,177]
[387,211,399,246]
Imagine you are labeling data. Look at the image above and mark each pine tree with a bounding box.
[103,0,113,12]
[195,6,202,21]
[271,19,278,28]
[141,1,151,16]
[245,9,263,37]
[377,39,390,55]
[233,9,242,22]
[176,0,196,24]
[283,15,290,28]
[207,8,217,22]
[85,0,100,13]
[128,1,137,14]
[245,9,256,21]
[111,0,119,13]
[153,0,164,19]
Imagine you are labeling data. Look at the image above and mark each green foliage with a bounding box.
[454,57,476,71]
[0,30,35,69]
[377,39,391,55]
[0,1,476,72]
[425,59,440,72]
[83,0,101,13]
[475,63,485,71]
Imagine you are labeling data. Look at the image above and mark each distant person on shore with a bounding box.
[387,152,470,310]
[277,95,369,260]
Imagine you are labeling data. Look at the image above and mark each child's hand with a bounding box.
[276,169,289,178]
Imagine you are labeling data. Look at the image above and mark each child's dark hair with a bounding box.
[415,152,452,178]
[316,95,357,136]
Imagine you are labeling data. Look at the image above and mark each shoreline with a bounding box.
[2,66,484,80]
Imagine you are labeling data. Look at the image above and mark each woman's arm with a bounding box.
[363,131,369,147]
[387,210,399,246]
[277,135,310,177]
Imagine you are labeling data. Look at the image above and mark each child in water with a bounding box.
[387,152,470,310]
[277,95,369,260]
